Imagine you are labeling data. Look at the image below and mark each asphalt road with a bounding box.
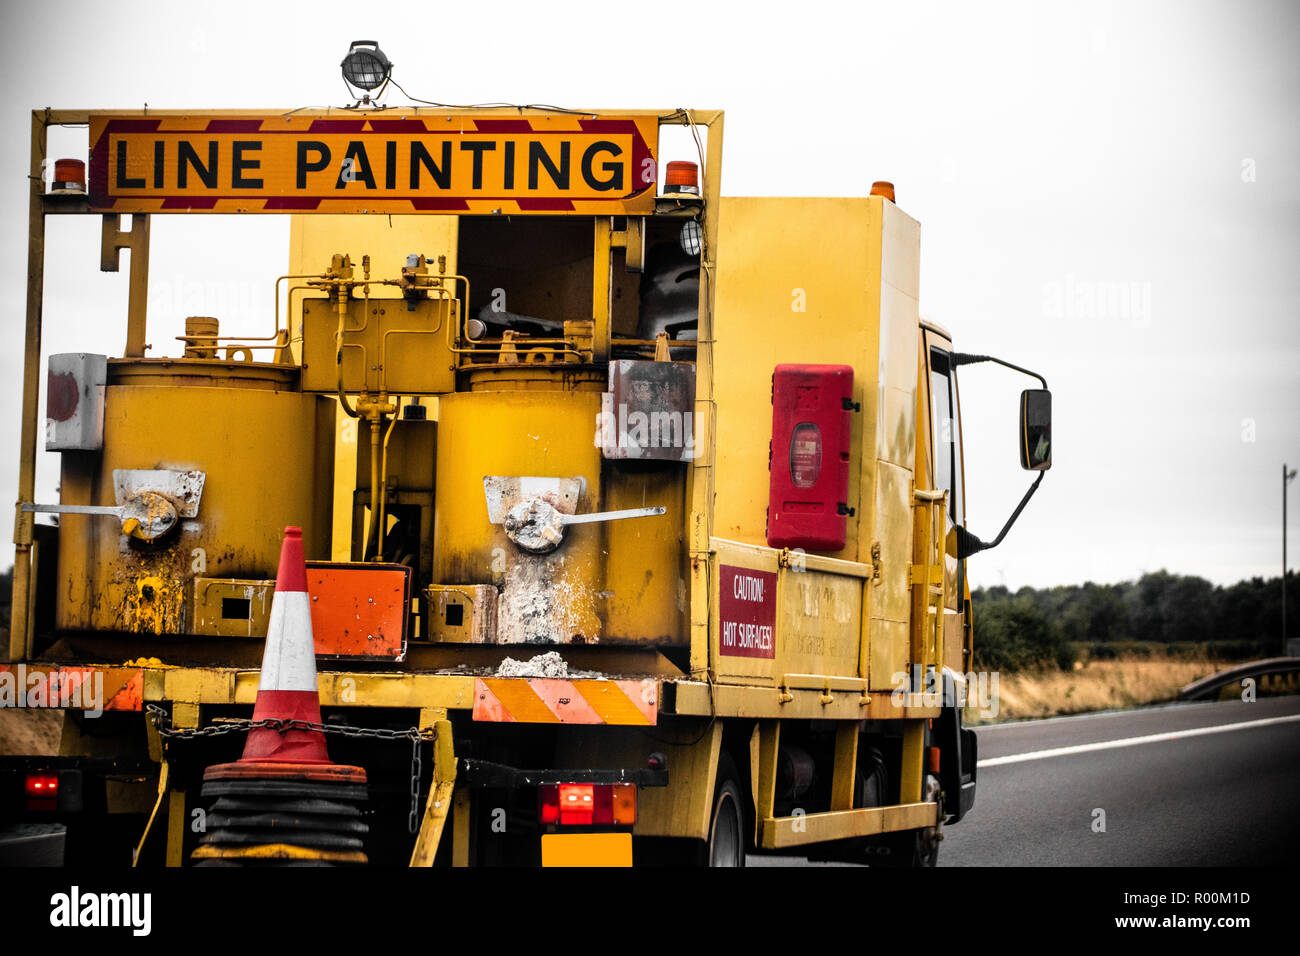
[0,823,64,866]
[752,695,1300,867]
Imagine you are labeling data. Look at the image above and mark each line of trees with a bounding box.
[972,570,1298,672]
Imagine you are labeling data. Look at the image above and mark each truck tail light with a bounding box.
[539,783,637,826]
[927,746,941,774]
[25,772,58,811]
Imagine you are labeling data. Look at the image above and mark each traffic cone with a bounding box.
[240,526,329,764]
[191,526,370,866]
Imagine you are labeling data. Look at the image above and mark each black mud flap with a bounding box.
[936,673,977,825]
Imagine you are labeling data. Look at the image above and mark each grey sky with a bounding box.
[1,0,1296,589]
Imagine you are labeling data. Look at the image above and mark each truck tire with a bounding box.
[707,755,746,867]
[872,771,942,868]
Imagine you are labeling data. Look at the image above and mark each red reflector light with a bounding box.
[538,782,637,826]
[927,746,941,774]
[559,783,595,825]
[25,773,58,796]
[25,772,58,811]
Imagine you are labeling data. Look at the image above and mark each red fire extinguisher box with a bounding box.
[766,364,856,552]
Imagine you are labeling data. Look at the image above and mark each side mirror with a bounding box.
[1019,389,1052,471]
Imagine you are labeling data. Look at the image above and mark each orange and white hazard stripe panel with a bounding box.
[473,678,657,725]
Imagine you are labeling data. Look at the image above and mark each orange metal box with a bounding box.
[305,562,410,661]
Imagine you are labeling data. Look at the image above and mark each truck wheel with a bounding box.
[873,772,942,867]
[914,772,943,867]
[707,756,746,867]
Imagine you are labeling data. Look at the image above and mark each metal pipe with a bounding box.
[376,397,403,561]
[335,291,359,418]
[9,111,48,662]
[364,414,383,559]
[274,272,328,342]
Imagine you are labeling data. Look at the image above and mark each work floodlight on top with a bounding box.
[341,40,392,99]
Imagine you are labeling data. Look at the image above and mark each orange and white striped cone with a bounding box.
[192,526,370,866]
[240,525,329,764]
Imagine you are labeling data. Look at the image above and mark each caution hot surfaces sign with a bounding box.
[87,113,659,214]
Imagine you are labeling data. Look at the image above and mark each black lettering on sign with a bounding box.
[152,141,165,189]
[459,141,495,189]
[231,141,263,189]
[582,141,623,192]
[336,141,376,189]
[585,140,624,191]
[115,141,145,189]
[296,141,331,189]
[178,141,218,189]
[385,141,396,190]
[528,141,570,190]
[411,141,451,189]
[503,141,515,190]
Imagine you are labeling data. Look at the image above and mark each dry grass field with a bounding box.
[966,656,1299,724]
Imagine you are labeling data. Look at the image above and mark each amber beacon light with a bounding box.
[870,180,896,202]
[51,158,86,194]
[664,160,700,195]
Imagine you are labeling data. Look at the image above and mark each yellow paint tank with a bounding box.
[433,372,686,646]
[54,360,335,635]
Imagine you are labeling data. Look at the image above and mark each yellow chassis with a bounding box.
[42,660,941,865]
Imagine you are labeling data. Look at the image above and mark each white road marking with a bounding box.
[978,713,1300,767]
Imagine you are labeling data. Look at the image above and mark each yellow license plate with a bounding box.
[541,832,633,867]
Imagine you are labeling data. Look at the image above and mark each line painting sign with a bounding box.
[86,113,659,215]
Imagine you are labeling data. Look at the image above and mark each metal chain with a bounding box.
[409,735,422,835]
[146,703,436,835]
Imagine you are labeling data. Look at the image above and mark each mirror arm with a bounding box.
[951,352,1049,390]
[956,471,1045,559]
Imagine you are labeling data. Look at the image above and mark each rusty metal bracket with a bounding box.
[100,213,151,357]
[409,717,456,866]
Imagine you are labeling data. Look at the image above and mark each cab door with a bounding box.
[922,332,968,678]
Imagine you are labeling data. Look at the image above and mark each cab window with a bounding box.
[929,348,963,526]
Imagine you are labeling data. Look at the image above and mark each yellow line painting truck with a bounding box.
[2,71,1053,866]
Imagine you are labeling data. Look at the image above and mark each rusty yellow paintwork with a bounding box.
[410,713,455,867]
[190,578,275,637]
[53,361,335,635]
[431,383,686,645]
